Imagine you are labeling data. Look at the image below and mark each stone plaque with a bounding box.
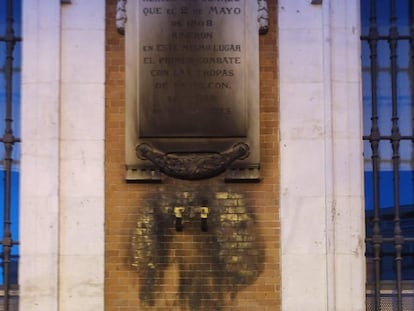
[139,2,247,137]
[125,0,260,181]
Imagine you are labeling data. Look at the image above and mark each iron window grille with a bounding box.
[361,0,414,310]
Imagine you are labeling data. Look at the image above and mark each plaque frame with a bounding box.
[125,0,261,182]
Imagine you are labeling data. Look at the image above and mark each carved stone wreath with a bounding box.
[136,143,250,180]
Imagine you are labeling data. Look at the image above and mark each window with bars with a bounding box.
[0,0,20,310]
[361,0,414,310]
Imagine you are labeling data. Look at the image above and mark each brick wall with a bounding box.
[105,1,279,310]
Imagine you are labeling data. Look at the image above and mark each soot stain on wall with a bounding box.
[130,186,265,310]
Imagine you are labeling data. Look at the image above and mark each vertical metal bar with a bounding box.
[367,1,382,310]
[3,0,13,308]
[411,0,414,146]
[0,0,20,310]
[388,1,404,310]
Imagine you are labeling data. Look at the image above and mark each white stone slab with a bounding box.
[278,28,324,83]
[280,195,327,254]
[332,82,363,138]
[61,29,105,84]
[19,255,59,311]
[59,197,104,255]
[279,1,365,310]
[59,255,104,311]
[278,0,323,30]
[281,254,328,311]
[61,0,105,30]
[20,1,106,310]
[280,139,326,197]
[279,82,324,139]
[20,1,61,310]
[60,83,105,140]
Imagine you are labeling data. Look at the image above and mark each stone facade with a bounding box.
[19,0,365,310]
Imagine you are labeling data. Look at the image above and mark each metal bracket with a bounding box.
[174,207,185,232]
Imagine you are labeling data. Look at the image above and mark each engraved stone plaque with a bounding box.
[139,2,247,137]
[125,0,260,181]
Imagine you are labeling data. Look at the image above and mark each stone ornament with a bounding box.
[137,143,249,180]
[116,0,127,35]
[116,0,269,35]
[258,0,269,34]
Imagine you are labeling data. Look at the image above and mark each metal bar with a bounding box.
[0,37,21,42]
[387,2,403,309]
[1,1,20,310]
[367,1,382,310]
[2,0,13,307]
[411,0,414,147]
[363,135,414,140]
[366,237,414,243]
[361,35,412,41]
